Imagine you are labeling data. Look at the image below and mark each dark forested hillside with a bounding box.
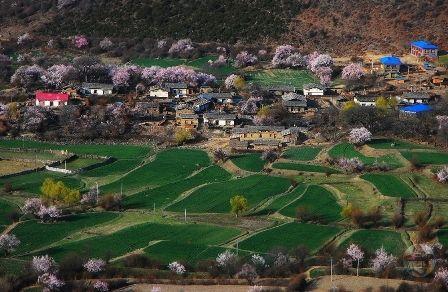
[0,0,447,55]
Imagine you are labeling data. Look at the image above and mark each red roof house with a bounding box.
[35,92,69,107]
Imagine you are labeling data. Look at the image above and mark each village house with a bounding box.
[266,85,296,97]
[192,98,212,113]
[410,40,438,60]
[399,92,432,104]
[81,83,113,96]
[35,92,69,107]
[303,83,325,96]
[354,95,378,107]
[165,82,193,97]
[133,102,161,119]
[380,56,402,78]
[229,126,301,150]
[282,93,307,113]
[175,112,199,129]
[203,112,237,129]
[148,86,170,98]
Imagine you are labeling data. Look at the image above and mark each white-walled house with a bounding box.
[81,83,113,96]
[35,92,69,107]
[149,86,170,98]
[399,92,432,104]
[203,112,237,128]
[303,83,325,96]
[354,96,378,107]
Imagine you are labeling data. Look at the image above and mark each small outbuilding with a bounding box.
[81,83,113,96]
[203,112,237,128]
[303,83,325,96]
[35,92,69,107]
[380,56,402,78]
[400,92,432,104]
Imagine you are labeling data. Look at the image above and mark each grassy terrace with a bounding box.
[282,146,322,161]
[167,175,291,213]
[1,137,445,275]
[272,162,341,174]
[329,143,403,168]
[230,153,265,172]
[239,223,342,254]
[361,173,417,198]
[279,185,342,223]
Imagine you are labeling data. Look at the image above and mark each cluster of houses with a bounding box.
[30,39,446,149]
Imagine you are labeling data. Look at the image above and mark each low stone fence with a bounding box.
[45,165,75,174]
[0,166,46,180]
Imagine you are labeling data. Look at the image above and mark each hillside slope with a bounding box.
[0,0,447,55]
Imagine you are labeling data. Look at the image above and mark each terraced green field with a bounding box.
[329,143,403,168]
[39,222,241,261]
[367,139,429,150]
[400,150,448,165]
[124,165,231,209]
[337,229,406,256]
[239,223,342,254]
[361,173,417,198]
[144,241,227,264]
[167,175,291,213]
[101,148,210,194]
[12,212,119,255]
[230,153,265,172]
[65,157,104,170]
[0,171,84,195]
[272,162,341,174]
[247,69,316,88]
[256,184,308,215]
[279,185,342,223]
[0,199,18,225]
[282,146,322,161]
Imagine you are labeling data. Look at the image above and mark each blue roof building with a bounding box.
[399,104,432,115]
[411,40,438,50]
[379,56,402,78]
[380,56,402,66]
[411,40,438,59]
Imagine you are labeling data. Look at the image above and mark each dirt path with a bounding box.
[0,222,19,236]
[312,275,426,291]
[116,284,267,292]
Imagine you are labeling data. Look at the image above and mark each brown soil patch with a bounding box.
[313,275,427,291]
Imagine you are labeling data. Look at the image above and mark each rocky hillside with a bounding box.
[0,0,447,55]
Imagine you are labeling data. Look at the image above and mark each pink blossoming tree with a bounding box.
[235,51,258,68]
[342,63,365,80]
[346,244,364,276]
[272,45,304,68]
[42,64,77,89]
[0,234,20,255]
[371,247,397,276]
[436,166,448,183]
[74,35,89,49]
[348,127,372,145]
[84,258,106,273]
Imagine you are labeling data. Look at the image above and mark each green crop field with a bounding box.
[272,162,341,174]
[0,171,84,195]
[144,241,227,264]
[282,146,322,161]
[367,139,429,150]
[361,173,417,198]
[101,148,210,194]
[279,185,342,223]
[230,153,265,172]
[2,137,448,280]
[0,199,18,225]
[65,157,104,170]
[39,222,240,261]
[400,150,448,165]
[337,229,406,256]
[329,143,403,168]
[239,223,342,254]
[124,165,231,209]
[11,212,119,255]
[167,175,291,213]
[256,184,308,215]
[247,69,316,88]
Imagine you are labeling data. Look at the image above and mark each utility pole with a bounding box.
[153,203,156,212]
[184,209,187,223]
[236,240,239,256]
[96,182,99,202]
[120,183,123,197]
